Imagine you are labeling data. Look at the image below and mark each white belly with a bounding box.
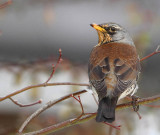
[118,83,138,100]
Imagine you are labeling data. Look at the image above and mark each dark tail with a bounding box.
[96,96,118,123]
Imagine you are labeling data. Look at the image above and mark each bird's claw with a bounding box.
[131,95,140,112]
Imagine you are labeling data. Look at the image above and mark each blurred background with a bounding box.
[0,0,160,134]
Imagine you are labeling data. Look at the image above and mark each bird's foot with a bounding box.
[131,95,142,119]
[131,95,140,112]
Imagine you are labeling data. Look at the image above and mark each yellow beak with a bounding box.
[90,23,106,32]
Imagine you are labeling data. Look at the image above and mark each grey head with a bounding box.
[90,22,134,46]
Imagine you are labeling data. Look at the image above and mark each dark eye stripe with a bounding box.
[105,26,117,35]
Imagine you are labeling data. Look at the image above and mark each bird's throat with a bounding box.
[97,31,112,46]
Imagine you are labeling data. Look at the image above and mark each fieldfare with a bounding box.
[88,22,141,123]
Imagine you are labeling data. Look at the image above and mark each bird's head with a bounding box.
[90,22,134,46]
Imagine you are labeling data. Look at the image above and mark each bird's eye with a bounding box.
[107,26,117,35]
[110,27,116,32]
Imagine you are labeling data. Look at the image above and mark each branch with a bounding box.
[140,45,160,62]
[0,82,90,102]
[44,48,62,84]
[0,0,12,9]
[91,92,98,105]
[9,98,42,107]
[72,94,120,130]
[19,93,160,135]
[126,96,160,109]
[70,95,85,124]
[18,89,87,134]
[1,45,160,134]
[0,49,90,102]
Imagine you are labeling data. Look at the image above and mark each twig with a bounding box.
[19,94,160,135]
[140,45,160,62]
[18,89,87,133]
[71,95,84,123]
[0,0,12,9]
[0,82,90,102]
[135,111,142,120]
[103,122,121,130]
[0,49,89,103]
[92,93,98,105]
[22,113,96,135]
[44,48,62,84]
[9,97,42,107]
[143,104,160,108]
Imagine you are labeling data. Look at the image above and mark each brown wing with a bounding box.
[112,58,140,97]
[88,57,110,99]
[88,43,141,100]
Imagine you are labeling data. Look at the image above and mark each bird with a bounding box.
[88,22,141,123]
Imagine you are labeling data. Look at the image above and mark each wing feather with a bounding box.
[88,43,141,99]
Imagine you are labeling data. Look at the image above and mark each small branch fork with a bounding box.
[18,90,88,134]
[70,94,120,130]
[71,95,84,123]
